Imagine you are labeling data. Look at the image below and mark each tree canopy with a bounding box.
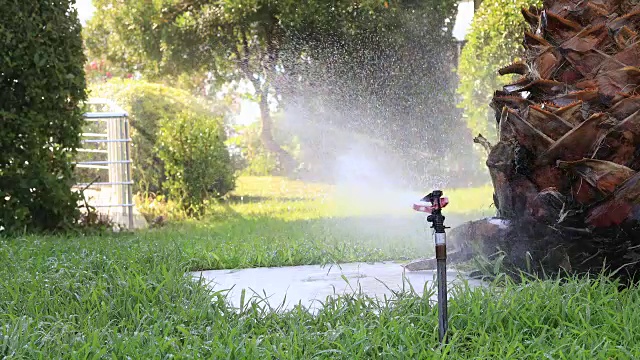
[86,0,479,185]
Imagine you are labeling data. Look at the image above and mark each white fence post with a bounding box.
[75,98,135,229]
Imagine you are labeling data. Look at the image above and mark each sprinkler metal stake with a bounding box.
[413,190,450,344]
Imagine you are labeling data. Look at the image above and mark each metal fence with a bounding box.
[75,98,134,229]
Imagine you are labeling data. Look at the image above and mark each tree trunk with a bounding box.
[233,24,296,174]
[258,93,297,174]
[406,0,640,285]
[474,0,483,12]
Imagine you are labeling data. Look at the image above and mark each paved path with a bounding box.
[191,262,485,312]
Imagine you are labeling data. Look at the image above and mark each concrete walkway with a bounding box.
[191,262,485,312]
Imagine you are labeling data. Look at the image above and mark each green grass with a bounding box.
[136,176,495,270]
[2,176,638,358]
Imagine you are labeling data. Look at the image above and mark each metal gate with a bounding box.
[74,98,134,229]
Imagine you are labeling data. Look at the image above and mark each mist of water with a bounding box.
[249,4,492,245]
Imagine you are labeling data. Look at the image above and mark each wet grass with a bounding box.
[3,177,637,358]
[136,176,494,270]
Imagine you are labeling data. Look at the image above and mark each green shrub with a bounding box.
[227,116,300,176]
[0,0,87,234]
[157,110,235,214]
[229,123,279,176]
[242,151,280,176]
[457,0,542,142]
[88,79,225,195]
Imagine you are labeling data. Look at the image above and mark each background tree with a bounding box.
[85,0,478,185]
[457,0,542,143]
[0,0,87,233]
[85,0,305,172]
[280,0,479,186]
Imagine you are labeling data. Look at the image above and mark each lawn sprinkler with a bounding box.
[413,190,450,344]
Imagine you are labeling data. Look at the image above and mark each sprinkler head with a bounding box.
[413,193,449,213]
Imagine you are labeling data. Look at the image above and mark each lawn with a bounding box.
[1,177,639,358]
[139,176,496,270]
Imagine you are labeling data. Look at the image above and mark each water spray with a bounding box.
[413,190,449,344]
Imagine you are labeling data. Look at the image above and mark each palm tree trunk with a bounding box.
[406,0,640,285]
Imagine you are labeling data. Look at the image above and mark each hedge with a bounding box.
[0,0,87,234]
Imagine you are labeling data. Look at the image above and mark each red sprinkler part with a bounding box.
[413,197,449,213]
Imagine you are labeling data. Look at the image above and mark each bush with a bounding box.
[227,116,300,177]
[0,1,87,234]
[457,0,542,142]
[228,123,279,176]
[157,110,235,214]
[88,79,230,196]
